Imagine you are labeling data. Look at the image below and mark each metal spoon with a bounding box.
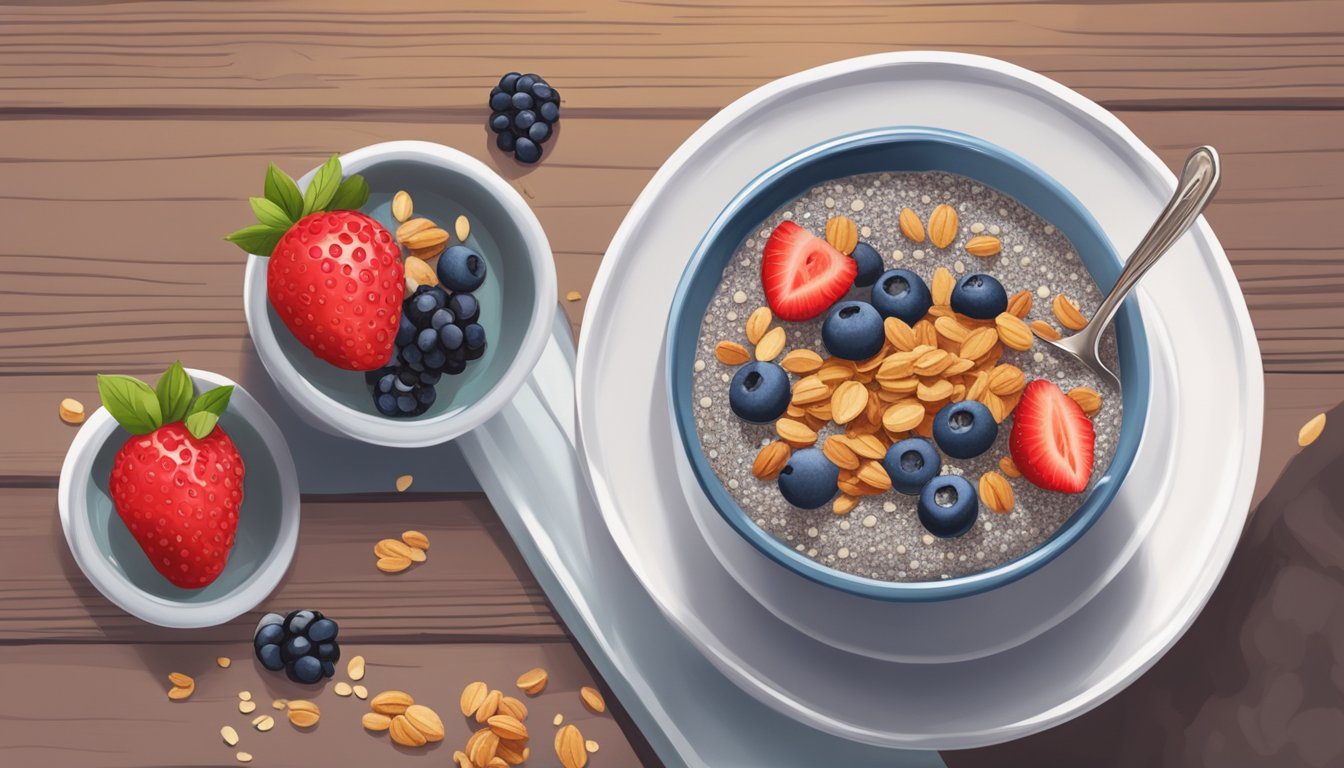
[1039,145,1221,389]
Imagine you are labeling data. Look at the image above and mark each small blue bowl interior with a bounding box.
[268,159,538,419]
[667,127,1150,602]
[86,389,284,601]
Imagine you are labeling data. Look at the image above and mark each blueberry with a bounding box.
[528,121,552,144]
[498,71,521,92]
[917,475,979,538]
[464,342,487,361]
[315,641,340,661]
[950,273,1008,320]
[514,137,541,164]
[489,90,511,112]
[282,635,312,663]
[419,370,442,386]
[396,394,417,414]
[437,245,487,292]
[539,100,560,123]
[284,610,316,636]
[408,290,442,324]
[871,269,933,324]
[489,111,511,133]
[514,109,536,132]
[255,622,284,648]
[448,293,479,324]
[400,344,423,367]
[396,314,417,346]
[464,323,486,350]
[431,308,455,330]
[531,82,554,101]
[257,643,284,671]
[321,660,336,679]
[821,300,884,360]
[292,655,323,684]
[932,400,998,459]
[416,327,439,352]
[727,361,790,424]
[850,242,883,288]
[511,91,534,111]
[377,373,397,394]
[883,438,941,495]
[777,448,840,509]
[497,131,517,152]
[416,386,437,409]
[375,393,397,416]
[438,324,464,351]
[423,348,446,371]
[516,74,538,92]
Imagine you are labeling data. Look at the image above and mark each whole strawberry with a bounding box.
[227,155,403,371]
[98,362,245,590]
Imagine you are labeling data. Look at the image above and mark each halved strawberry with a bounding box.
[760,221,857,322]
[1009,380,1096,493]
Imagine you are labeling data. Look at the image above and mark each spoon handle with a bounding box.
[1087,146,1222,334]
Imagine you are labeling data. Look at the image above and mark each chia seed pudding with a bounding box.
[691,171,1122,582]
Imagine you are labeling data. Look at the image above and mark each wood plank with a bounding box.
[0,109,1341,493]
[0,640,650,768]
[0,488,568,643]
[3,0,1344,111]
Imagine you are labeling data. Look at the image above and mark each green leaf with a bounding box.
[184,411,220,440]
[263,162,304,221]
[96,374,162,435]
[154,361,193,424]
[188,385,234,418]
[301,153,343,216]
[328,174,369,212]
[223,223,285,257]
[249,196,292,229]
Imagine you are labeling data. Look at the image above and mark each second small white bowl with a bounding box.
[243,141,557,447]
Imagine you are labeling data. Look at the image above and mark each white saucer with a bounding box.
[672,297,1179,663]
[576,52,1262,748]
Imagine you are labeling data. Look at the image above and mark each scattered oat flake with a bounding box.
[1299,413,1326,447]
[553,713,564,726]
[239,700,256,714]
[566,290,583,302]
[221,725,239,746]
[238,691,252,702]
[216,657,231,668]
[58,398,85,424]
[850,199,864,212]
[271,699,288,710]
[253,715,275,732]
[395,474,413,492]
[353,685,368,700]
[236,752,253,764]
[732,290,747,304]
[334,682,353,697]
[587,740,600,753]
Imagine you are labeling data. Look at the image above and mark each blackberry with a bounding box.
[488,71,560,165]
[253,611,340,684]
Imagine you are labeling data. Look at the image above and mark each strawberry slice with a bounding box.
[1009,380,1096,493]
[760,221,857,322]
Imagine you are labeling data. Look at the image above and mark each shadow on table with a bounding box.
[948,399,1344,768]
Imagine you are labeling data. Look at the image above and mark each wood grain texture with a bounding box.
[2,0,1344,111]
[1,110,1340,501]
[0,489,566,643]
[0,640,646,768]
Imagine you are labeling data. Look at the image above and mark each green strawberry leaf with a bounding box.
[189,385,234,418]
[224,223,285,257]
[154,361,193,424]
[329,174,370,212]
[263,162,304,221]
[184,411,220,440]
[301,153,343,217]
[96,374,162,435]
[249,196,292,229]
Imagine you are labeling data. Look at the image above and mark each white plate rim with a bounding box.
[576,50,1263,746]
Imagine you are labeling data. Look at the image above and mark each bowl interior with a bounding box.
[85,384,286,602]
[668,127,1150,601]
[268,158,539,419]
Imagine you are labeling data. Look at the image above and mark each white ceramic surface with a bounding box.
[243,141,557,448]
[58,369,300,629]
[576,52,1262,748]
[673,299,1178,662]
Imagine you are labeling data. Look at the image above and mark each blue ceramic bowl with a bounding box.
[667,127,1150,601]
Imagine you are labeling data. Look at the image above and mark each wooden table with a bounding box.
[3,2,1342,766]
